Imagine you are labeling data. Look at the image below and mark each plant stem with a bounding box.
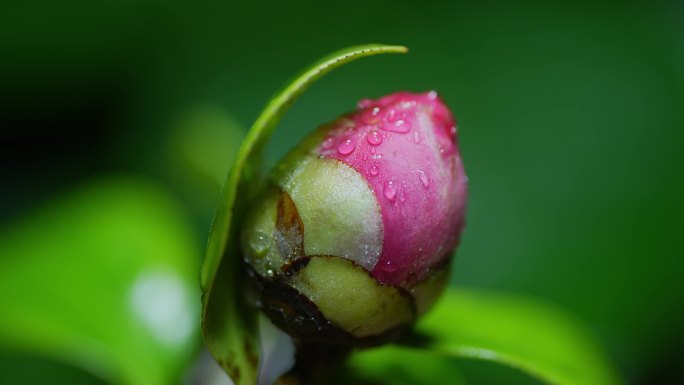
[276,343,350,385]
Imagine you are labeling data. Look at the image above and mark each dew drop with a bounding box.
[427,90,438,100]
[367,130,383,146]
[370,147,376,154]
[384,181,397,201]
[358,99,373,109]
[412,131,421,144]
[322,136,335,149]
[337,138,356,155]
[361,107,383,124]
[418,171,430,188]
[370,165,379,176]
[380,120,411,134]
[386,108,397,122]
[247,230,270,256]
[400,100,416,110]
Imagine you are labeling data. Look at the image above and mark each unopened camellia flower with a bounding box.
[241,91,467,346]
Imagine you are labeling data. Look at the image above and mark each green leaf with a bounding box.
[0,177,201,385]
[344,345,469,385]
[200,44,408,385]
[407,289,622,385]
[168,104,245,195]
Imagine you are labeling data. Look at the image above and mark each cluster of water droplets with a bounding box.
[381,178,418,204]
[375,167,435,204]
[321,95,429,158]
[318,93,449,204]
[243,229,279,277]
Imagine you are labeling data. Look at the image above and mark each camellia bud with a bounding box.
[242,91,467,346]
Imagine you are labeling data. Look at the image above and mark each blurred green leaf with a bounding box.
[169,104,245,192]
[199,44,408,385]
[344,345,468,385]
[409,289,622,385]
[0,177,201,385]
[0,351,108,385]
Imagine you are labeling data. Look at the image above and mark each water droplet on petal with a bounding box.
[427,90,438,100]
[372,107,380,116]
[337,138,356,155]
[451,126,457,135]
[384,181,397,201]
[418,171,430,188]
[322,136,335,149]
[370,147,376,154]
[400,100,416,110]
[358,99,373,109]
[412,131,421,144]
[386,108,397,122]
[370,165,379,176]
[247,230,270,256]
[380,120,411,134]
[367,130,383,146]
[395,119,410,130]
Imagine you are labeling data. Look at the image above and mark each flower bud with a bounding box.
[242,91,467,346]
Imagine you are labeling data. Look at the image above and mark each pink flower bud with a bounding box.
[317,91,467,286]
[242,91,467,344]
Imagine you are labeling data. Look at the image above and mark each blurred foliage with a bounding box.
[0,351,107,385]
[346,344,558,385]
[167,104,245,216]
[413,289,620,385]
[345,346,469,385]
[343,288,622,385]
[1,0,683,384]
[0,178,202,385]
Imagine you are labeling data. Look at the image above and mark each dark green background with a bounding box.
[2,0,683,384]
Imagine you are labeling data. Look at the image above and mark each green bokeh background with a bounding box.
[1,0,682,384]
